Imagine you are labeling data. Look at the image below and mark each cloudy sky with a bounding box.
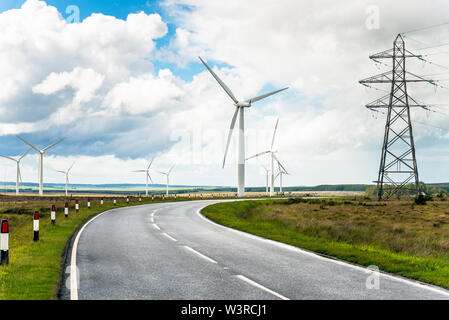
[1,0,449,188]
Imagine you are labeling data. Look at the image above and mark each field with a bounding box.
[202,196,449,289]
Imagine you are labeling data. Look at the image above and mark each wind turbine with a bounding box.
[274,158,289,194]
[55,162,75,196]
[157,164,174,196]
[246,118,286,197]
[0,148,31,194]
[132,158,154,196]
[16,136,65,195]
[199,57,288,197]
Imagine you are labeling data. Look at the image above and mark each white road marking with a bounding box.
[70,210,110,300]
[236,275,290,300]
[183,246,217,264]
[152,223,160,230]
[149,217,154,223]
[196,206,449,297]
[162,232,177,242]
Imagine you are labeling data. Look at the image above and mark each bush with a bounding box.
[414,194,433,205]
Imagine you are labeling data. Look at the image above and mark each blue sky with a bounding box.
[1,0,449,187]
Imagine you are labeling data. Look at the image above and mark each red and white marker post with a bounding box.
[0,219,9,265]
[162,195,165,200]
[174,194,177,200]
[139,195,142,202]
[126,196,129,204]
[100,197,104,205]
[75,200,79,213]
[51,205,56,225]
[151,195,154,201]
[87,198,91,209]
[64,202,69,218]
[113,197,117,206]
[33,211,39,242]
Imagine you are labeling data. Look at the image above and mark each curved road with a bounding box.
[60,200,449,300]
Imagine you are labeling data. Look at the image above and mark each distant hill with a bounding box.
[0,181,446,195]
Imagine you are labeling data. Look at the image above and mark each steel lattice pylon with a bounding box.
[360,34,435,200]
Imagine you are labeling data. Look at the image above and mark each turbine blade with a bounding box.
[68,162,75,172]
[132,170,147,172]
[157,171,167,175]
[0,154,16,162]
[246,87,288,104]
[246,150,271,161]
[198,56,238,104]
[271,118,279,150]
[168,164,175,175]
[222,107,239,168]
[19,147,32,161]
[54,170,66,174]
[273,154,288,174]
[16,136,40,153]
[147,158,154,170]
[147,172,154,184]
[43,137,65,152]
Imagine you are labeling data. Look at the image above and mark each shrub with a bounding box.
[414,194,433,205]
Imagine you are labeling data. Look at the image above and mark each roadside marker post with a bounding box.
[126,196,129,203]
[100,197,104,205]
[139,195,142,202]
[75,200,79,213]
[113,197,117,206]
[0,219,9,266]
[152,195,154,201]
[175,194,177,200]
[33,211,39,242]
[64,202,69,218]
[162,195,165,200]
[87,198,91,209]
[51,205,56,225]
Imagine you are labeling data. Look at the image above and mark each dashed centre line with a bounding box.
[183,246,217,264]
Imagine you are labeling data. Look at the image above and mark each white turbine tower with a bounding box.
[158,165,175,196]
[261,165,270,196]
[132,158,154,196]
[246,118,287,196]
[199,57,288,197]
[55,162,75,196]
[16,136,65,196]
[0,148,31,194]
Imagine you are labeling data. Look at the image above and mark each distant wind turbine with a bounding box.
[55,162,75,196]
[275,157,289,194]
[199,57,288,197]
[0,148,31,194]
[246,118,285,196]
[16,136,65,195]
[157,164,175,196]
[132,158,154,196]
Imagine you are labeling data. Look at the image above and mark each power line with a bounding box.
[401,22,449,35]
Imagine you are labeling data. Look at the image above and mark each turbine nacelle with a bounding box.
[235,101,251,108]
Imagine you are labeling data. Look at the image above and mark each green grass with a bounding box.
[201,198,449,289]
[0,195,215,300]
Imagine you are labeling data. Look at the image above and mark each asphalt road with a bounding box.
[60,200,449,300]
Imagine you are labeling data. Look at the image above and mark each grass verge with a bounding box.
[201,198,449,289]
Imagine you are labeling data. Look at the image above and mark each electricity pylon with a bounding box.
[360,34,436,200]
